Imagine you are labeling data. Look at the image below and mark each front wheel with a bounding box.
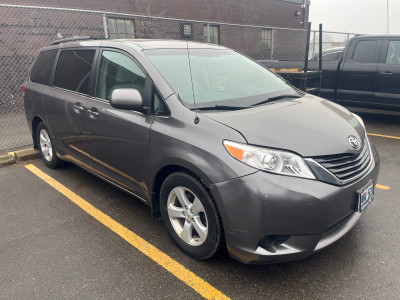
[37,122,64,169]
[160,172,224,260]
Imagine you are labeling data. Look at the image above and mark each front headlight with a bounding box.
[223,140,316,179]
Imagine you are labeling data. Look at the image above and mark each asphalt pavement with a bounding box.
[0,111,399,299]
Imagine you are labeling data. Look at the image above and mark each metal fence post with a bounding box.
[271,28,274,60]
[207,22,210,43]
[103,12,109,38]
[312,31,316,57]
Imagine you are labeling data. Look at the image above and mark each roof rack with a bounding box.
[50,36,104,46]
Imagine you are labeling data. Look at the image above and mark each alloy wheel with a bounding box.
[167,186,208,246]
[39,129,53,162]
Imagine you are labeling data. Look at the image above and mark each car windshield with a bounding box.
[144,48,299,109]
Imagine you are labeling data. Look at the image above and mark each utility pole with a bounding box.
[387,0,389,34]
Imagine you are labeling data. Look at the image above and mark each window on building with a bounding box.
[96,51,146,101]
[108,17,135,39]
[261,29,272,51]
[54,50,96,94]
[182,24,192,38]
[352,40,378,63]
[385,41,400,65]
[204,25,219,44]
[30,49,58,85]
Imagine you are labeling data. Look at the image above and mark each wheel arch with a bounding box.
[32,116,45,149]
[150,161,214,219]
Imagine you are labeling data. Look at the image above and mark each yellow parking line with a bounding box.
[367,133,400,140]
[25,164,230,300]
[376,184,390,190]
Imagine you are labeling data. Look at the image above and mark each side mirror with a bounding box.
[110,88,144,112]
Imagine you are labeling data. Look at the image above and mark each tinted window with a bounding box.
[385,41,400,65]
[30,49,58,85]
[54,50,95,94]
[352,41,378,63]
[96,51,146,101]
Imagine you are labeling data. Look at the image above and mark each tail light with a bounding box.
[22,84,26,93]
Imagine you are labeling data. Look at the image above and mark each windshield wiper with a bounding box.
[251,94,302,107]
[191,105,248,111]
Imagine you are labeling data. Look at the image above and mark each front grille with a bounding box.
[312,140,371,183]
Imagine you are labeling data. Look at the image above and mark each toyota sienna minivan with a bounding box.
[24,38,380,264]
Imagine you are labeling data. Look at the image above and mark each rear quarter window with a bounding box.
[30,49,58,85]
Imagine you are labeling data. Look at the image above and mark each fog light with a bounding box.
[259,235,291,250]
[259,236,274,249]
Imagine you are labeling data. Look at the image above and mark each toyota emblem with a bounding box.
[348,136,361,150]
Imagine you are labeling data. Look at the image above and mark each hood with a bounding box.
[202,95,366,157]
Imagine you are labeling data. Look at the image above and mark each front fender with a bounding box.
[148,112,256,192]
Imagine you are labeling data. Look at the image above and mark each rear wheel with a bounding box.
[37,122,64,169]
[160,172,224,259]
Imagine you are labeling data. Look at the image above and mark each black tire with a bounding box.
[36,122,64,169]
[160,172,225,260]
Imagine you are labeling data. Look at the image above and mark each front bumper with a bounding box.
[209,144,380,264]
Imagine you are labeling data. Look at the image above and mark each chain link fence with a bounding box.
[0,4,353,151]
[309,30,358,59]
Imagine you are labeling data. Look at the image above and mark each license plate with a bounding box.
[357,181,374,212]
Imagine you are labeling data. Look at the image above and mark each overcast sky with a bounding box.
[309,0,400,34]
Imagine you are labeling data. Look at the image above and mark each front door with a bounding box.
[336,39,381,107]
[85,49,152,201]
[374,39,400,109]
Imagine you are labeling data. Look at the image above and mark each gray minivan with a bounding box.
[24,38,380,264]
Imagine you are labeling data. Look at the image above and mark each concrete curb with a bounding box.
[0,154,16,167]
[14,148,40,161]
[0,148,39,167]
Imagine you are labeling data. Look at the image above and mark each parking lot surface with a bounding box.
[1,111,399,299]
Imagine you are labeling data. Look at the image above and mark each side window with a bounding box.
[322,52,339,61]
[335,51,343,61]
[152,88,167,115]
[30,49,58,85]
[352,40,378,63]
[54,50,95,94]
[385,41,400,65]
[96,51,146,101]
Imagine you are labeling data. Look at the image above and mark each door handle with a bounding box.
[380,71,394,76]
[72,102,84,114]
[88,107,99,119]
